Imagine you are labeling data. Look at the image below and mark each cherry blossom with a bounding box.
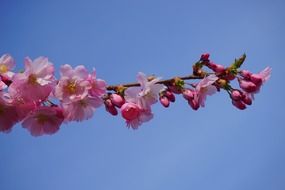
[88,69,106,97]
[54,64,90,102]
[8,57,55,102]
[195,74,219,107]
[0,54,15,79]
[120,102,153,129]
[0,53,271,136]
[0,92,19,133]
[125,72,166,110]
[62,96,102,121]
[22,106,64,136]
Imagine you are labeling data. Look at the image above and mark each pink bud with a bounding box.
[213,64,225,73]
[110,94,125,108]
[121,102,140,121]
[250,74,262,86]
[242,94,252,105]
[165,90,175,102]
[239,79,258,93]
[188,99,199,110]
[207,62,225,73]
[200,53,210,61]
[159,96,170,108]
[240,70,252,79]
[230,90,242,101]
[232,100,246,110]
[104,99,118,116]
[182,89,194,100]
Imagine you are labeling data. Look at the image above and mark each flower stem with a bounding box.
[106,74,204,91]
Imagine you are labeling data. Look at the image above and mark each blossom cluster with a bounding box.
[0,53,271,136]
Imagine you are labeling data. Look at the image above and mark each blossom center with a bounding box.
[0,65,8,73]
[28,74,38,85]
[65,81,77,94]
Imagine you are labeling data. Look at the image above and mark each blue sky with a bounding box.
[0,0,284,189]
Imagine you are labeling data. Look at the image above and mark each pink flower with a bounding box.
[62,96,102,121]
[87,69,106,97]
[54,64,90,102]
[125,72,166,109]
[120,102,153,129]
[22,106,64,136]
[9,57,55,102]
[0,54,15,79]
[195,74,218,107]
[0,92,19,133]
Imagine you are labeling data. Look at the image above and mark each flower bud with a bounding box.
[213,64,225,73]
[110,93,125,108]
[232,100,246,110]
[230,90,242,101]
[240,70,252,79]
[250,74,262,86]
[200,53,210,61]
[242,93,252,105]
[182,89,194,100]
[159,96,170,108]
[120,102,140,121]
[165,90,175,102]
[207,62,225,73]
[238,79,257,93]
[104,99,118,116]
[188,99,199,110]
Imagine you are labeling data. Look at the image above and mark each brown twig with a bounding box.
[106,74,204,91]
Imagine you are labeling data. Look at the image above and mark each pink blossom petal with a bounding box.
[259,67,271,83]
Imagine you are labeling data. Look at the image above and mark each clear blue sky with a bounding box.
[0,0,284,190]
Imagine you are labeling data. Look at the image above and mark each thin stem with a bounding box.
[106,74,204,91]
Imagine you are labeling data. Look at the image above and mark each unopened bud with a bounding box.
[104,99,118,116]
[159,96,170,108]
[240,70,252,79]
[110,94,125,108]
[242,93,252,105]
[188,99,199,110]
[200,53,210,61]
[230,90,242,101]
[165,90,176,102]
[232,100,246,110]
[239,79,257,93]
[182,89,194,100]
[250,74,262,86]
